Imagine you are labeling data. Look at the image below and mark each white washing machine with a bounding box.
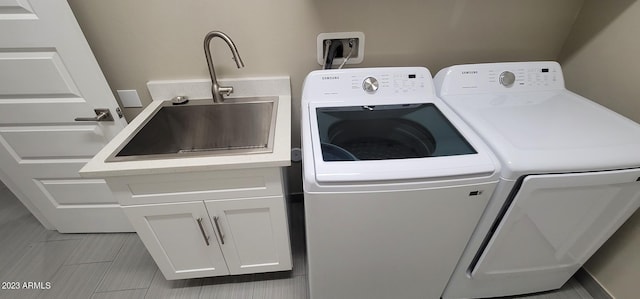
[434,61,640,298]
[301,67,501,299]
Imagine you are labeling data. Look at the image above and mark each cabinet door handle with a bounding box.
[213,216,225,245]
[196,217,210,246]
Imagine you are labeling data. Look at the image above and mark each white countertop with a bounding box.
[80,76,291,178]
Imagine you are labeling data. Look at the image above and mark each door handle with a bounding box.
[74,109,114,121]
[213,216,225,245]
[196,218,210,246]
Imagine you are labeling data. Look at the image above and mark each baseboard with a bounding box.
[575,268,614,299]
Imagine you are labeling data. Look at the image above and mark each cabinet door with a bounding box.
[123,202,229,280]
[205,196,292,275]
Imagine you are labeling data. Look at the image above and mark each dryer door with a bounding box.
[471,168,640,282]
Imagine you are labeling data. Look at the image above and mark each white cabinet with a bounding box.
[110,167,292,280]
[205,196,292,275]
[124,201,229,279]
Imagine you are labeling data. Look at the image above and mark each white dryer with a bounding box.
[301,67,501,299]
[434,61,640,298]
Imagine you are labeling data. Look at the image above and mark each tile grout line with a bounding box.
[29,236,86,246]
[65,260,122,266]
[92,234,132,295]
[91,287,151,294]
[35,238,84,299]
[139,268,158,299]
[0,238,80,283]
[63,233,129,266]
[88,261,116,297]
[61,234,87,266]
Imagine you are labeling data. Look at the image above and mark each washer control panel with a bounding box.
[436,61,565,96]
[352,73,425,94]
[362,76,379,93]
[498,71,516,87]
[302,67,435,103]
[488,67,559,88]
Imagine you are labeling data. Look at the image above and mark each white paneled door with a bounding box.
[123,202,230,280]
[205,196,292,275]
[0,0,131,232]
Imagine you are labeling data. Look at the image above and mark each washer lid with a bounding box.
[307,100,498,183]
[441,90,640,179]
[316,104,477,161]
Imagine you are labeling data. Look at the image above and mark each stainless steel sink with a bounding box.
[107,97,278,162]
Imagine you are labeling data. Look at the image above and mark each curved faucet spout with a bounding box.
[204,31,245,103]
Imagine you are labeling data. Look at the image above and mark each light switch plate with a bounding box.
[117,89,142,108]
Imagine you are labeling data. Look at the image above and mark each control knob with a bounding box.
[362,77,379,93]
[499,71,516,87]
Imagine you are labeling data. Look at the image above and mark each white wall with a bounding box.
[560,1,640,298]
[66,0,583,125]
[67,0,583,193]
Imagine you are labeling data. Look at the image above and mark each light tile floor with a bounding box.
[0,181,593,299]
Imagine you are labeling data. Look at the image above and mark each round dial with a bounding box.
[362,77,379,93]
[499,71,516,87]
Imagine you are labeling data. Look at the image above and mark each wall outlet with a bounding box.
[316,32,365,67]
[116,89,142,108]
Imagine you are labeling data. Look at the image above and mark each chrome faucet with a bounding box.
[204,31,245,103]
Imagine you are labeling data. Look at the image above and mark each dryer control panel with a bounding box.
[435,61,566,96]
[302,67,436,104]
